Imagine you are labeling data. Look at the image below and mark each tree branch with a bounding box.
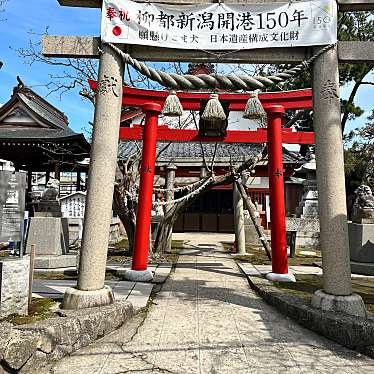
[341,78,363,133]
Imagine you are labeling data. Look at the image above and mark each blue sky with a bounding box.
[0,0,372,140]
[0,0,101,136]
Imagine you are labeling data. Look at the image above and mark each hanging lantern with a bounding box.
[199,94,229,137]
[162,90,183,117]
[243,92,266,120]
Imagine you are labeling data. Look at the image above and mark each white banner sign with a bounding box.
[101,0,337,50]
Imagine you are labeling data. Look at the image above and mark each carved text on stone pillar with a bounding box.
[320,79,339,104]
[97,74,119,97]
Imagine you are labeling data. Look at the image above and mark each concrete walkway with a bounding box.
[47,237,374,373]
[32,279,154,311]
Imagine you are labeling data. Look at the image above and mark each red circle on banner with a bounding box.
[112,26,122,36]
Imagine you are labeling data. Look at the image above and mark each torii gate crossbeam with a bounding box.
[57,0,369,316]
[95,84,315,280]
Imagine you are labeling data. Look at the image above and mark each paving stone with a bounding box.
[153,344,200,374]
[125,282,153,310]
[111,281,135,300]
[32,279,136,301]
[46,234,374,373]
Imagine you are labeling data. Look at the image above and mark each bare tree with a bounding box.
[153,146,265,254]
[0,0,8,18]
[16,29,98,104]
[0,0,8,68]
[15,32,272,256]
[112,108,267,255]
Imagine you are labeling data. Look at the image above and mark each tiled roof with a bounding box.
[0,81,90,164]
[0,81,88,147]
[118,141,303,164]
[18,90,73,133]
[0,128,84,140]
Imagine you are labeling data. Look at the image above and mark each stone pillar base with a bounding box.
[311,289,366,317]
[232,252,249,257]
[63,286,114,310]
[266,272,296,282]
[121,269,154,282]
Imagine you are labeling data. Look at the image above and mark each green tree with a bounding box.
[338,11,374,132]
[345,111,374,193]
[273,11,374,133]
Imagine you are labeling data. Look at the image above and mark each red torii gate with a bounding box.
[89,81,314,280]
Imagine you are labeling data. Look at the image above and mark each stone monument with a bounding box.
[287,151,320,250]
[0,171,30,318]
[296,152,320,249]
[26,179,74,269]
[244,202,263,247]
[349,185,374,275]
[0,171,26,245]
[286,150,320,249]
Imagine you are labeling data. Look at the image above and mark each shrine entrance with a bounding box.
[88,82,314,280]
[173,189,235,234]
[51,0,370,317]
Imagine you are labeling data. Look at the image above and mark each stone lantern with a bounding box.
[296,152,318,219]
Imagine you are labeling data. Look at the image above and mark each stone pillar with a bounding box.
[63,44,123,309]
[0,257,30,318]
[164,164,177,252]
[233,184,246,255]
[200,166,207,179]
[27,170,32,193]
[54,162,60,181]
[311,45,365,317]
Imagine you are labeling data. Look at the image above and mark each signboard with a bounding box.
[101,0,337,50]
[59,192,86,219]
[0,171,26,242]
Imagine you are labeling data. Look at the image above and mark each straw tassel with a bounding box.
[201,93,226,120]
[243,93,266,119]
[162,90,183,117]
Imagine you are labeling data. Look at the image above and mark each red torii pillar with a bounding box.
[123,107,298,282]
[87,83,314,282]
[126,105,295,282]
[266,105,295,282]
[124,103,161,281]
